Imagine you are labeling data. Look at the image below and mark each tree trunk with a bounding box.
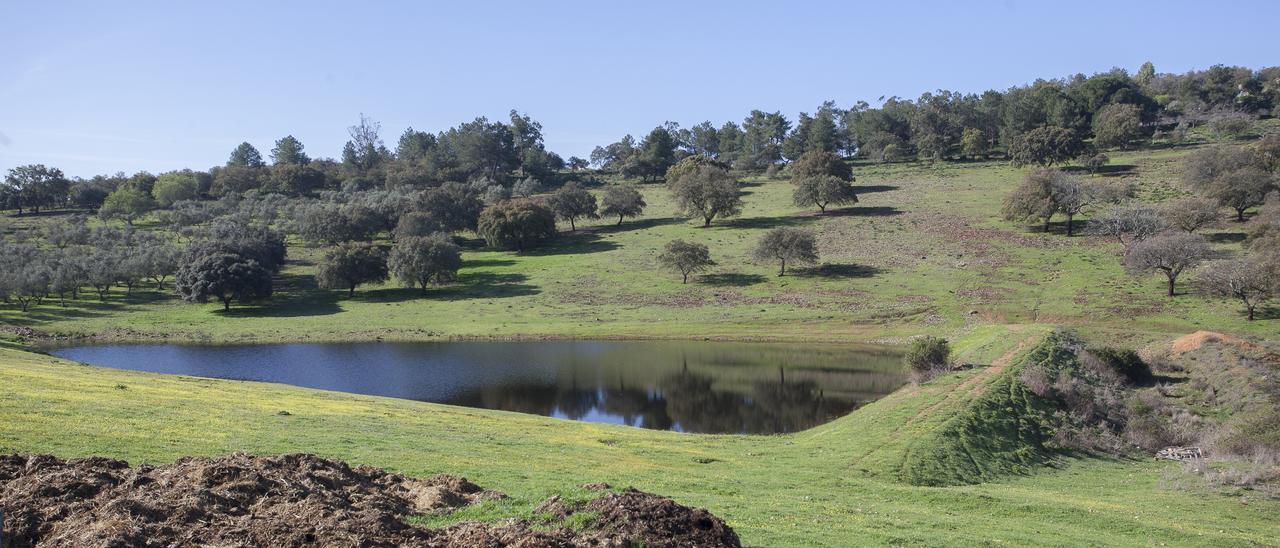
[222,298,231,311]
[1043,216,1052,233]
[1065,214,1074,237]
[1247,305,1255,321]
[569,218,575,231]
[1236,208,1246,222]
[703,216,712,227]
[349,285,356,297]
[818,203,826,213]
[617,214,624,226]
[778,259,786,277]
[682,272,688,284]
[1166,275,1176,297]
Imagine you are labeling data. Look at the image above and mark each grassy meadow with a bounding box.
[1,140,1273,347]
[3,134,1279,545]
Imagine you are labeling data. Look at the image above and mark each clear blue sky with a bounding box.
[2,0,1277,178]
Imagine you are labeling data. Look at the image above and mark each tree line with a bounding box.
[591,63,1280,175]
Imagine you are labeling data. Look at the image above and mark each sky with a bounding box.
[2,0,1278,178]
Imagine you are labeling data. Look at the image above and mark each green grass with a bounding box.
[2,142,1275,347]
[2,327,1277,546]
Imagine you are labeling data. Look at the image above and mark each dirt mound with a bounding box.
[0,454,740,547]
[1169,331,1278,361]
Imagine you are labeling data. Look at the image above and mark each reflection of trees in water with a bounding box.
[660,369,859,434]
[451,367,860,434]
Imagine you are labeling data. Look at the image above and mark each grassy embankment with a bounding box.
[2,139,1276,347]
[3,324,1278,546]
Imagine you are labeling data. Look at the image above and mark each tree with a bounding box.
[293,203,380,244]
[477,199,558,251]
[85,250,120,300]
[151,172,199,207]
[316,242,389,296]
[1135,61,1156,88]
[1195,256,1277,321]
[1091,103,1143,150]
[630,126,677,181]
[342,113,388,175]
[271,135,310,165]
[753,227,818,276]
[1009,126,1084,167]
[174,251,272,311]
[1124,232,1213,297]
[99,188,155,226]
[412,183,485,233]
[389,233,462,292]
[566,156,589,171]
[1090,203,1169,250]
[192,221,288,273]
[1051,176,1127,236]
[1001,169,1062,232]
[210,165,264,195]
[227,142,265,168]
[140,244,180,290]
[1256,133,1280,173]
[512,177,542,198]
[667,164,742,227]
[1208,166,1273,222]
[267,163,327,196]
[793,175,858,213]
[657,240,714,283]
[546,182,599,231]
[960,128,989,159]
[3,164,69,215]
[600,184,646,226]
[788,150,852,182]
[1161,197,1220,233]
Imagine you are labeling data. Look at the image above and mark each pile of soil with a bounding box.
[0,453,740,547]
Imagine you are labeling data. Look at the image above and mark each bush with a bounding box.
[904,336,950,382]
[1087,347,1154,385]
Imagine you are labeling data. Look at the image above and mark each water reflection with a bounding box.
[49,340,905,434]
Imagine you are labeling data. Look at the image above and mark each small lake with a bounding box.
[49,340,905,434]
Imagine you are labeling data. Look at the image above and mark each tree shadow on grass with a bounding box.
[698,273,768,287]
[821,205,903,217]
[719,215,816,230]
[1062,164,1137,177]
[1207,232,1246,244]
[592,216,683,234]
[521,232,620,256]
[794,263,882,278]
[463,258,517,269]
[853,184,898,194]
[437,271,540,300]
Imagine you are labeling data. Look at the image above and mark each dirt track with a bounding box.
[0,453,739,547]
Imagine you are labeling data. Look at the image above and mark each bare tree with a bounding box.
[1195,256,1276,321]
[1124,232,1214,297]
[1090,203,1169,250]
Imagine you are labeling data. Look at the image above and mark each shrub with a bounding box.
[903,336,950,382]
[1086,347,1154,385]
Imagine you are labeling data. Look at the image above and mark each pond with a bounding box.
[48,340,906,434]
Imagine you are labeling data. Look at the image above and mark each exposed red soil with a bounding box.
[0,453,740,547]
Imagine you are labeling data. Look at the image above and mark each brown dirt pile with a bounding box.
[0,453,740,547]
[1169,331,1277,362]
